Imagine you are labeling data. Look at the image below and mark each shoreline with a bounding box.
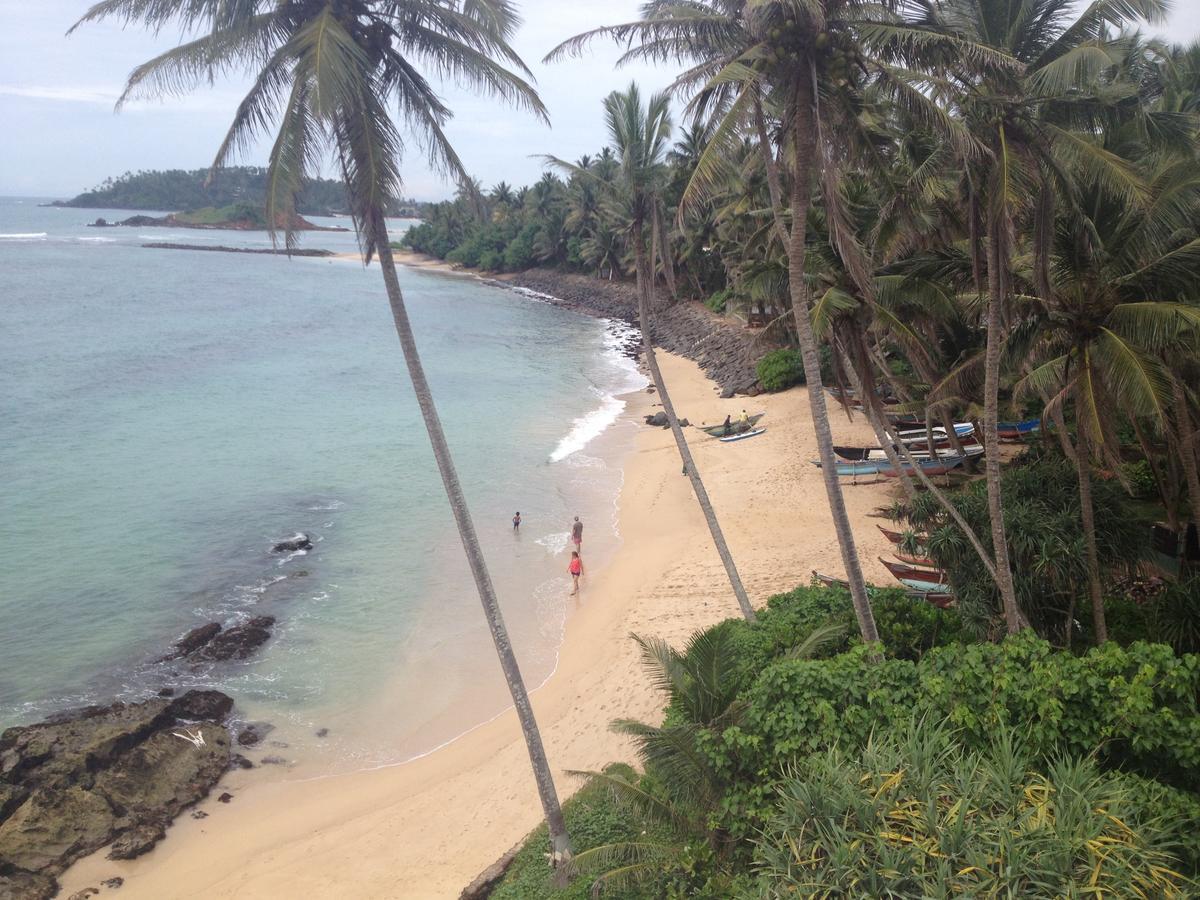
[58,352,902,899]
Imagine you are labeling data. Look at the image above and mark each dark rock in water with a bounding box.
[166,623,221,660]
[229,755,254,771]
[644,412,669,428]
[271,533,312,554]
[191,616,275,661]
[259,755,287,766]
[678,418,690,428]
[168,690,233,722]
[315,728,329,738]
[101,877,124,889]
[236,722,272,747]
[291,570,309,578]
[108,822,165,860]
[645,385,656,393]
[191,809,209,819]
[67,887,99,900]
[156,688,175,698]
[217,792,233,804]
[0,697,232,896]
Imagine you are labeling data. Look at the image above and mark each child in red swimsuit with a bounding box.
[569,551,584,594]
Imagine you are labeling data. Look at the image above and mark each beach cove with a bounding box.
[57,349,902,899]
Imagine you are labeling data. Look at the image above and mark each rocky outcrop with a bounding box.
[166,623,221,659]
[500,270,775,396]
[271,533,312,554]
[0,695,233,899]
[191,617,275,662]
[88,214,346,232]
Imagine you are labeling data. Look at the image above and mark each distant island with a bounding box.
[49,166,431,218]
[87,203,348,232]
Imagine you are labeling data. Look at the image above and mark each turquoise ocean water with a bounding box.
[0,197,644,769]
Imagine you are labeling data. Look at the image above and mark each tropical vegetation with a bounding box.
[54,166,429,217]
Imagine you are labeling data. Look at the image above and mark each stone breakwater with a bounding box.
[499,269,777,397]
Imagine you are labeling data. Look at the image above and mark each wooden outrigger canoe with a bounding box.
[997,418,1041,440]
[880,557,950,589]
[700,413,764,437]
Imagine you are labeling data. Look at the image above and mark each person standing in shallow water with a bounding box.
[512,511,521,531]
[568,551,584,594]
[571,516,583,552]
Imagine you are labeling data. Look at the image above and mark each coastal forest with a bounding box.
[55,166,429,218]
[31,0,1200,897]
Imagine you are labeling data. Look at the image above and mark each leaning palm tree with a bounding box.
[546,83,758,624]
[71,0,573,862]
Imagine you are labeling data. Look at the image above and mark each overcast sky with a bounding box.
[2,1,1198,201]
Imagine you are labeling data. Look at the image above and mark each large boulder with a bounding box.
[191,616,275,661]
[166,622,221,659]
[168,690,234,721]
[270,533,312,554]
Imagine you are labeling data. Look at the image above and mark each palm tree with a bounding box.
[546,83,757,623]
[72,0,573,863]
[548,2,884,644]
[1014,160,1200,641]
[878,0,1172,633]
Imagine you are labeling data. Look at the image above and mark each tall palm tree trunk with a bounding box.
[786,82,878,644]
[1172,377,1200,536]
[632,223,757,623]
[1072,377,1107,644]
[984,218,1022,634]
[372,210,573,862]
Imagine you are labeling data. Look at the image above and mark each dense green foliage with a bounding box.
[756,722,1191,896]
[896,454,1152,641]
[494,583,1200,896]
[754,348,805,392]
[57,167,428,217]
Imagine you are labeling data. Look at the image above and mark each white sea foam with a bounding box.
[77,236,116,243]
[547,320,648,463]
[0,232,47,240]
[535,531,571,555]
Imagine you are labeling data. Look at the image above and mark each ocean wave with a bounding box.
[0,232,47,240]
[549,392,626,462]
[77,236,116,243]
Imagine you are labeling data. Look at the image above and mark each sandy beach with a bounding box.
[58,351,900,899]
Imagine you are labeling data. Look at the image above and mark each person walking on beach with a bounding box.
[568,550,584,594]
[512,511,521,531]
[571,516,583,551]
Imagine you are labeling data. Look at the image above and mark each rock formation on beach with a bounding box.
[0,691,234,900]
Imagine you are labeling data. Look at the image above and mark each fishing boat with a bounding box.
[833,444,984,462]
[877,525,907,544]
[881,456,967,478]
[894,422,976,441]
[997,418,1041,440]
[885,412,925,427]
[880,557,950,589]
[895,549,937,567]
[812,570,953,607]
[813,459,887,478]
[720,427,765,443]
[700,413,764,437]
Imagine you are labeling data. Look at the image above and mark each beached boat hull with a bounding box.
[701,413,764,437]
[720,427,765,443]
[880,557,949,585]
[997,419,1041,440]
[833,444,983,462]
[881,456,966,478]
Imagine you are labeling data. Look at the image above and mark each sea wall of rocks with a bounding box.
[501,270,777,397]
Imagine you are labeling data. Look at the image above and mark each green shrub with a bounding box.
[754,720,1194,895]
[1123,458,1159,499]
[709,632,1200,834]
[490,764,647,900]
[755,348,806,392]
[704,289,728,313]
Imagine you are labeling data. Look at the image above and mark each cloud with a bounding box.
[0,84,120,104]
